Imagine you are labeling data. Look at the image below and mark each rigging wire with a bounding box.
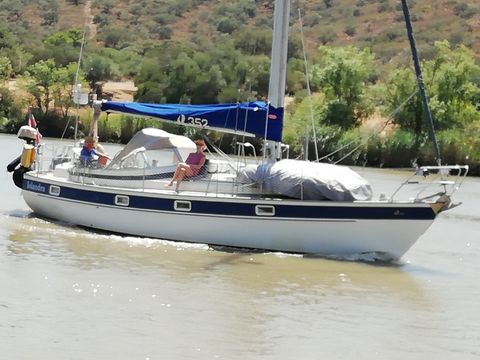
[318,89,418,164]
[298,7,319,162]
[60,18,88,145]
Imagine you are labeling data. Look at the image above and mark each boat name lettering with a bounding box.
[26,181,46,193]
[176,114,209,127]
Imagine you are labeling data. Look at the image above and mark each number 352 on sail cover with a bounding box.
[176,114,209,127]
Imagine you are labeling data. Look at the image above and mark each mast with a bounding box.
[266,0,290,161]
[401,0,441,165]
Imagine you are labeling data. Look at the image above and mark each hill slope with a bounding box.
[3,0,479,65]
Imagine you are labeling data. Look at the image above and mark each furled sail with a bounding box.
[101,100,284,142]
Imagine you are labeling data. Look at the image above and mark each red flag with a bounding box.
[28,112,42,144]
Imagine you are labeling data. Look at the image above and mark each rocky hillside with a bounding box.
[3,0,479,64]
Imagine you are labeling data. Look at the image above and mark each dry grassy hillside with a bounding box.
[14,0,478,61]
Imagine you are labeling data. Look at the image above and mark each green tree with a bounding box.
[52,63,84,117]
[427,41,480,129]
[0,26,17,49]
[286,58,306,95]
[24,59,80,114]
[85,56,114,91]
[4,48,33,74]
[135,41,254,104]
[217,17,241,34]
[101,27,131,49]
[25,59,59,113]
[233,28,272,56]
[383,68,423,133]
[245,55,271,98]
[44,29,83,48]
[42,29,84,67]
[0,56,13,80]
[385,41,480,133]
[283,92,328,153]
[310,46,375,129]
[0,87,23,131]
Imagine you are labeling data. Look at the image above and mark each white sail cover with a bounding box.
[108,128,196,167]
[239,159,373,201]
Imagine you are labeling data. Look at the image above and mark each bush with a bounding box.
[377,3,391,13]
[0,87,23,132]
[303,13,321,27]
[334,128,364,165]
[318,28,337,45]
[29,111,71,138]
[454,3,476,19]
[385,28,402,41]
[345,26,356,37]
[381,129,418,167]
[217,18,241,34]
[93,13,109,27]
[153,12,174,25]
[156,26,172,40]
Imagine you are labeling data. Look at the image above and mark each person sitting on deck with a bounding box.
[166,139,206,192]
[79,136,109,167]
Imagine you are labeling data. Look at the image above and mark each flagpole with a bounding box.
[28,107,42,145]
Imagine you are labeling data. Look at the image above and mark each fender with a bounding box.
[7,156,21,173]
[12,167,31,189]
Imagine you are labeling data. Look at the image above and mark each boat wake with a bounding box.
[442,212,480,222]
[306,252,404,265]
[3,209,33,219]
[4,211,404,263]
[4,210,211,252]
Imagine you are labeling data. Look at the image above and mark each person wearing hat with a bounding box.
[166,139,206,191]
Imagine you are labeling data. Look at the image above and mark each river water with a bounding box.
[1,133,479,359]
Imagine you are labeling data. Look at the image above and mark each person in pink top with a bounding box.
[166,139,206,191]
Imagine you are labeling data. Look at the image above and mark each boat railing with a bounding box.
[389,165,469,203]
[32,143,76,174]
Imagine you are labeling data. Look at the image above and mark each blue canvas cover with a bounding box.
[101,101,284,142]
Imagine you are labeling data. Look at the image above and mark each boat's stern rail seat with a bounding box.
[389,165,469,203]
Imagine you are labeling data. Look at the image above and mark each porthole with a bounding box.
[255,205,275,216]
[115,195,130,206]
[174,200,191,212]
[49,185,60,196]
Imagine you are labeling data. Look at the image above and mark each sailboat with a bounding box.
[7,0,468,260]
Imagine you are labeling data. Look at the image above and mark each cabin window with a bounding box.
[115,195,130,206]
[174,200,191,212]
[255,205,275,216]
[49,185,60,196]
